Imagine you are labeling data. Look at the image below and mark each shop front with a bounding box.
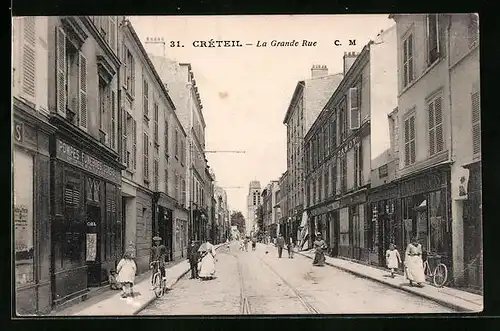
[50,137,122,306]
[462,161,482,291]
[14,102,56,315]
[337,190,367,261]
[367,183,399,267]
[307,200,340,256]
[153,192,176,262]
[398,164,452,279]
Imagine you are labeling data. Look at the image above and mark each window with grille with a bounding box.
[428,95,444,156]
[468,14,479,48]
[403,33,414,88]
[404,115,416,166]
[143,132,149,180]
[472,90,481,157]
[426,14,440,65]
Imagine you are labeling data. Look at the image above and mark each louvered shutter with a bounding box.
[143,78,148,117]
[472,91,481,155]
[404,118,410,166]
[468,14,479,46]
[348,87,360,130]
[409,116,416,164]
[132,119,137,169]
[111,91,116,149]
[428,101,435,155]
[78,52,88,130]
[122,108,128,165]
[434,97,443,153]
[56,27,67,117]
[403,38,408,86]
[21,17,36,103]
[109,17,116,54]
[121,41,127,89]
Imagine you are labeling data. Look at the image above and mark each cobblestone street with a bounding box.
[139,243,455,315]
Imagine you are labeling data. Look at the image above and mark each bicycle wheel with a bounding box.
[153,273,163,298]
[433,263,448,288]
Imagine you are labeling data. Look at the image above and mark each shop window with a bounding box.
[14,150,34,286]
[429,190,448,254]
[402,194,429,252]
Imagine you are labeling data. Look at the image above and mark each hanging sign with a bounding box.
[86,233,97,262]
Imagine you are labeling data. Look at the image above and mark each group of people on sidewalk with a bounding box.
[297,232,428,288]
[239,237,257,251]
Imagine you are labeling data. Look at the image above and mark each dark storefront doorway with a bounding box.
[328,211,340,257]
[158,208,174,262]
[86,204,101,286]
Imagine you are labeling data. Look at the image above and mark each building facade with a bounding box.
[284,66,344,248]
[148,56,210,243]
[304,27,397,258]
[119,21,188,270]
[45,16,125,307]
[13,16,55,315]
[246,180,261,236]
[391,13,481,290]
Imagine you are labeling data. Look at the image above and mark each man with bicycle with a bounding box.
[150,235,167,289]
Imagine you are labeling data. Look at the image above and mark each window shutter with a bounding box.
[122,108,128,165]
[348,87,360,130]
[56,27,67,117]
[131,58,135,96]
[109,17,116,53]
[428,101,435,156]
[77,52,88,130]
[404,118,410,166]
[143,78,148,117]
[121,42,127,89]
[154,159,159,191]
[132,120,137,169]
[469,14,479,46]
[143,132,149,179]
[403,38,408,86]
[409,116,416,164]
[434,97,443,153]
[111,91,116,149]
[21,17,36,102]
[472,91,481,155]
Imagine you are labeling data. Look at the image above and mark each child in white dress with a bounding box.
[386,243,402,278]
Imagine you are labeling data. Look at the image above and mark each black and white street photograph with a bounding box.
[12,14,483,316]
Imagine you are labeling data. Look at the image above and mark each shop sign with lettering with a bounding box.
[337,135,360,158]
[400,172,444,197]
[56,139,121,185]
[14,121,23,144]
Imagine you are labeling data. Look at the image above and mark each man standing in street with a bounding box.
[187,240,200,279]
[276,234,285,258]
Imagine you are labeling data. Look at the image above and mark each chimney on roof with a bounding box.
[343,51,359,76]
[311,64,329,78]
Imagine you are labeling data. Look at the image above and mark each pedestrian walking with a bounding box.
[116,250,137,298]
[287,236,294,258]
[199,241,217,280]
[276,234,285,258]
[312,233,327,266]
[244,237,249,252]
[404,236,426,287]
[150,236,167,289]
[108,269,122,290]
[385,243,401,278]
[226,238,230,250]
[251,237,257,251]
[187,240,200,279]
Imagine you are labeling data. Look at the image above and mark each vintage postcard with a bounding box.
[12,14,482,316]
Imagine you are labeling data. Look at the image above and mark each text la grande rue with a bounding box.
[257,40,317,47]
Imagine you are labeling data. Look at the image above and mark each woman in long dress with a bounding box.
[404,236,426,287]
[199,242,217,280]
[312,233,327,266]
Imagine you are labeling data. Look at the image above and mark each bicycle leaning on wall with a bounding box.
[422,251,448,288]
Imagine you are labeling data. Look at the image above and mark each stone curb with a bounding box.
[295,250,480,313]
[133,244,225,315]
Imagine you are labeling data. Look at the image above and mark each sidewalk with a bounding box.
[53,243,225,316]
[292,247,483,313]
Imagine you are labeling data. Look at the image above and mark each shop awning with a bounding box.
[300,211,308,228]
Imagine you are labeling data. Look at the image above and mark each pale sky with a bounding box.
[128,15,395,214]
